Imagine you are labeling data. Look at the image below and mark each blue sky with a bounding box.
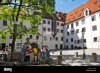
[55,0,89,13]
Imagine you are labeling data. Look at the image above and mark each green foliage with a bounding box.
[0,0,55,38]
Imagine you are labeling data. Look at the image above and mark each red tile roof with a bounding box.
[66,0,100,24]
[56,11,66,22]
[42,12,66,22]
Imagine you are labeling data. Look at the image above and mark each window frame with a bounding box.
[91,15,96,21]
[92,25,97,31]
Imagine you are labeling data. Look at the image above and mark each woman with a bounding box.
[25,46,30,62]
[3,46,8,62]
[37,48,41,64]
[33,47,38,62]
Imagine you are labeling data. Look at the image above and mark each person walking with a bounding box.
[21,45,26,62]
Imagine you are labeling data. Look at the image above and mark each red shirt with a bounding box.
[26,48,30,56]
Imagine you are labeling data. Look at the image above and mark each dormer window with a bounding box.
[93,1,97,4]
[85,10,88,15]
[84,8,90,16]
[97,6,100,8]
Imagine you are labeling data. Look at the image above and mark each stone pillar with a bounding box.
[58,55,62,65]
[75,52,78,57]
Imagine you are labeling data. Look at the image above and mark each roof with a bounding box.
[43,12,66,22]
[56,11,66,22]
[66,0,100,24]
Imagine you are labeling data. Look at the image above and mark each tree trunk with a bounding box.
[11,22,17,61]
[10,0,23,62]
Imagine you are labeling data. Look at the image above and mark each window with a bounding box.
[77,40,80,44]
[30,35,32,39]
[48,20,50,24]
[61,37,63,41]
[3,20,7,26]
[61,23,64,26]
[57,29,59,32]
[67,32,69,35]
[67,25,69,29]
[81,19,85,24]
[43,20,46,24]
[85,10,88,16]
[76,21,79,26]
[56,37,58,41]
[84,39,86,43]
[71,45,73,49]
[44,36,47,41]
[36,35,39,40]
[92,25,97,31]
[91,15,96,21]
[43,27,46,31]
[66,39,68,43]
[93,1,97,4]
[56,22,59,26]
[82,27,86,32]
[71,23,74,28]
[76,29,79,33]
[84,8,90,16]
[48,28,51,32]
[61,30,63,33]
[98,6,100,8]
[71,38,73,42]
[50,37,53,41]
[74,40,77,44]
[55,44,58,49]
[94,37,97,42]
[71,30,74,35]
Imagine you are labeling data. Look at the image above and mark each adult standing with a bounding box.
[33,47,38,62]
[25,46,30,62]
[37,48,41,64]
[41,46,46,64]
[3,46,8,62]
[21,45,26,62]
[45,46,50,64]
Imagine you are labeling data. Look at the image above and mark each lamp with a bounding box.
[81,29,86,59]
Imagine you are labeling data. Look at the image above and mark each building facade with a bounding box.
[64,0,100,49]
[0,12,65,51]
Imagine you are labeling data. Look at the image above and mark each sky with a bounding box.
[55,0,89,13]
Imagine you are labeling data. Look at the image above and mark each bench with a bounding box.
[11,52,21,62]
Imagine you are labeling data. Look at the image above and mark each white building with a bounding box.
[64,0,100,49]
[0,12,65,51]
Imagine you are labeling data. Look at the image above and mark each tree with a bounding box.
[0,0,55,61]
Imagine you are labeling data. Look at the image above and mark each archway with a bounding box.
[31,43,38,48]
